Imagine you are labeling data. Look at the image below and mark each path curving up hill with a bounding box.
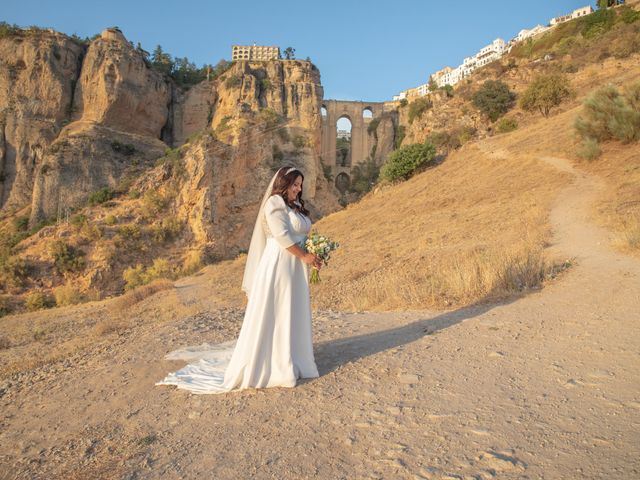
[1,155,639,479]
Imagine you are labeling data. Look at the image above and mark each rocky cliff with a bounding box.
[0,26,339,303]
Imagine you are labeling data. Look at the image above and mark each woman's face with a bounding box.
[286,175,303,202]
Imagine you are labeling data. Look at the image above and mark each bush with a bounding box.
[151,217,183,242]
[50,240,85,274]
[0,255,27,289]
[117,223,142,241]
[427,130,461,152]
[394,125,406,149]
[472,80,515,122]
[495,118,518,134]
[458,126,477,145]
[25,291,54,311]
[407,97,433,124]
[110,141,136,156]
[520,74,572,118]
[104,215,117,226]
[350,157,380,194]
[574,83,640,143]
[399,98,408,107]
[141,190,168,217]
[182,250,205,275]
[380,142,437,182]
[53,283,83,307]
[123,258,175,290]
[12,216,29,231]
[576,137,602,160]
[88,187,114,206]
[367,118,381,136]
[70,213,87,227]
[225,74,242,89]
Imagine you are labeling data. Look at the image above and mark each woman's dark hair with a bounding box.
[271,166,310,216]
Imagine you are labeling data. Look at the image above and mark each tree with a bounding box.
[151,45,174,76]
[520,74,572,118]
[428,75,438,92]
[380,142,436,182]
[472,80,515,122]
[283,47,296,60]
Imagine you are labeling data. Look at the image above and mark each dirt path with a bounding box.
[1,155,639,479]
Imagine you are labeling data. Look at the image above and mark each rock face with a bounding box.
[72,28,170,138]
[172,60,338,259]
[0,30,85,210]
[0,26,339,273]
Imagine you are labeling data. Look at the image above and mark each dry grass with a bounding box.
[579,143,640,255]
[111,278,174,313]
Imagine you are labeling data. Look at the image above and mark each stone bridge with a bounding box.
[320,100,391,192]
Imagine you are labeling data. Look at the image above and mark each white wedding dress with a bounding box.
[156,194,319,394]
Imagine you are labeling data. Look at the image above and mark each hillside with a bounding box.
[0,6,639,478]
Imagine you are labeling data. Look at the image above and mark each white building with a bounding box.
[337,129,351,139]
[550,5,593,26]
[516,24,549,42]
[232,44,280,61]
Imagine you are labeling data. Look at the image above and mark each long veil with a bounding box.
[155,167,288,394]
[241,167,286,296]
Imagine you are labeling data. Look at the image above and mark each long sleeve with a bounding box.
[264,195,296,249]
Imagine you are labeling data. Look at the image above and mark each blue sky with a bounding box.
[3,0,594,102]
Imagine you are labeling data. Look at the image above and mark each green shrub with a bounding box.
[350,157,380,194]
[574,83,640,143]
[151,217,183,242]
[520,74,572,118]
[123,258,175,290]
[620,5,640,24]
[0,255,27,289]
[440,84,454,97]
[472,80,515,122]
[216,116,232,133]
[141,190,168,217]
[88,187,114,206]
[50,240,85,274]
[399,98,408,107]
[407,97,433,124]
[110,141,136,156]
[225,74,242,89]
[53,283,83,307]
[495,118,519,134]
[70,213,87,227]
[123,264,146,290]
[427,130,461,152]
[12,216,29,231]
[117,223,142,241]
[576,137,602,160]
[25,291,54,311]
[380,142,437,182]
[104,215,117,226]
[367,118,381,136]
[394,125,406,149]
[458,126,477,145]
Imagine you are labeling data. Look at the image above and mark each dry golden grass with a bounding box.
[578,143,640,255]
[111,278,174,313]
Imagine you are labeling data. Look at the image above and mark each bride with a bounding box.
[156,166,322,393]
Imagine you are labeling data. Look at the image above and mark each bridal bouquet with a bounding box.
[301,232,339,284]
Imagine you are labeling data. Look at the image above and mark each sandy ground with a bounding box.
[1,154,639,479]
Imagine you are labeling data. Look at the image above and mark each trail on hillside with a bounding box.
[1,154,639,479]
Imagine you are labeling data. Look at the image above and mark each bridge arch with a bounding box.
[320,100,390,183]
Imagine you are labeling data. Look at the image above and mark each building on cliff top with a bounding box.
[232,44,280,61]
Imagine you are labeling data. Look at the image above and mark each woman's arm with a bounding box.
[286,244,322,269]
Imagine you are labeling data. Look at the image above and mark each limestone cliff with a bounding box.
[0,29,84,209]
[0,26,339,303]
